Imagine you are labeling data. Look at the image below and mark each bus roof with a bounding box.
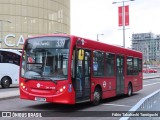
[26,34,142,57]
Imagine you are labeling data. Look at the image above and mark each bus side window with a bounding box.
[127,57,133,75]
[0,53,2,63]
[138,59,142,72]
[77,65,82,78]
[106,53,115,76]
[93,51,105,77]
[0,52,5,63]
[4,52,9,63]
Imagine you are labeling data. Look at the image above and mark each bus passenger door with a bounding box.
[116,55,124,95]
[75,49,91,102]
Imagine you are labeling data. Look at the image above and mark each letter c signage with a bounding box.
[4,34,15,47]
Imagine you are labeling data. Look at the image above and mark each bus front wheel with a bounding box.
[1,77,11,88]
[92,87,101,105]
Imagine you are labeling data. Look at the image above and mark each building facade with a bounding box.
[132,32,160,63]
[0,0,70,49]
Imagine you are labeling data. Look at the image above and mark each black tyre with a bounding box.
[1,77,11,88]
[92,87,101,105]
[127,83,132,97]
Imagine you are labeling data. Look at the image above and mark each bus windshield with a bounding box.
[21,36,70,81]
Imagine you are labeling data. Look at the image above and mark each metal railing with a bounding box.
[120,89,160,120]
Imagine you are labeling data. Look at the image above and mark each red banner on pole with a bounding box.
[118,5,130,27]
[125,5,129,26]
[118,6,122,26]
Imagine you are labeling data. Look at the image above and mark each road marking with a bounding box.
[0,90,19,99]
[143,81,151,83]
[143,82,160,87]
[102,104,132,107]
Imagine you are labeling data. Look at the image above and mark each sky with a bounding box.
[71,0,160,48]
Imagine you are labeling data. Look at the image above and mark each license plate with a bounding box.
[35,97,46,102]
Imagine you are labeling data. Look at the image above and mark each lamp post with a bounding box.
[112,0,134,48]
[97,34,104,41]
[0,20,12,49]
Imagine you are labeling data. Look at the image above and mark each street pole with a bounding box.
[122,1,125,48]
[112,0,135,48]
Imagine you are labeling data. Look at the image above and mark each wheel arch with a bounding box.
[94,84,102,98]
[128,81,133,89]
[127,81,133,96]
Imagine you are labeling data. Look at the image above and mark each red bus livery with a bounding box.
[19,34,143,105]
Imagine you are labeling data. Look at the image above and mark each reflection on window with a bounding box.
[21,48,69,80]
[93,51,104,77]
[127,57,133,75]
[84,52,90,76]
[71,50,75,78]
[138,59,142,72]
[127,57,139,75]
[133,58,138,75]
[106,53,115,77]
[0,51,20,65]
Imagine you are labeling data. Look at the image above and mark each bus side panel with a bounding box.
[102,78,117,99]
[0,63,19,84]
[124,75,143,94]
[136,72,143,91]
[90,78,116,101]
[124,77,133,94]
[20,87,29,99]
[132,75,143,92]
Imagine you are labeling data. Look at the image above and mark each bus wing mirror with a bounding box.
[78,49,84,60]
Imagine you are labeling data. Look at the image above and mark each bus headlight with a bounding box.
[63,86,66,89]
[57,85,66,94]
[20,83,24,86]
[20,82,26,89]
[59,88,63,92]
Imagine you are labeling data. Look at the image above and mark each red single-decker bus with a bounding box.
[19,34,143,105]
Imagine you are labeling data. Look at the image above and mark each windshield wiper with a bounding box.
[24,76,41,82]
[24,76,57,84]
[49,78,57,84]
[24,79,30,82]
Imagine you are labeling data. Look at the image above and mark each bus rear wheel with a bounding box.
[127,83,133,97]
[92,87,101,105]
[1,77,11,88]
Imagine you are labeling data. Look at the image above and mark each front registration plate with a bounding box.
[35,97,46,102]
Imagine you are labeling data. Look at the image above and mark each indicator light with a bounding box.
[60,88,63,92]
[20,83,24,86]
